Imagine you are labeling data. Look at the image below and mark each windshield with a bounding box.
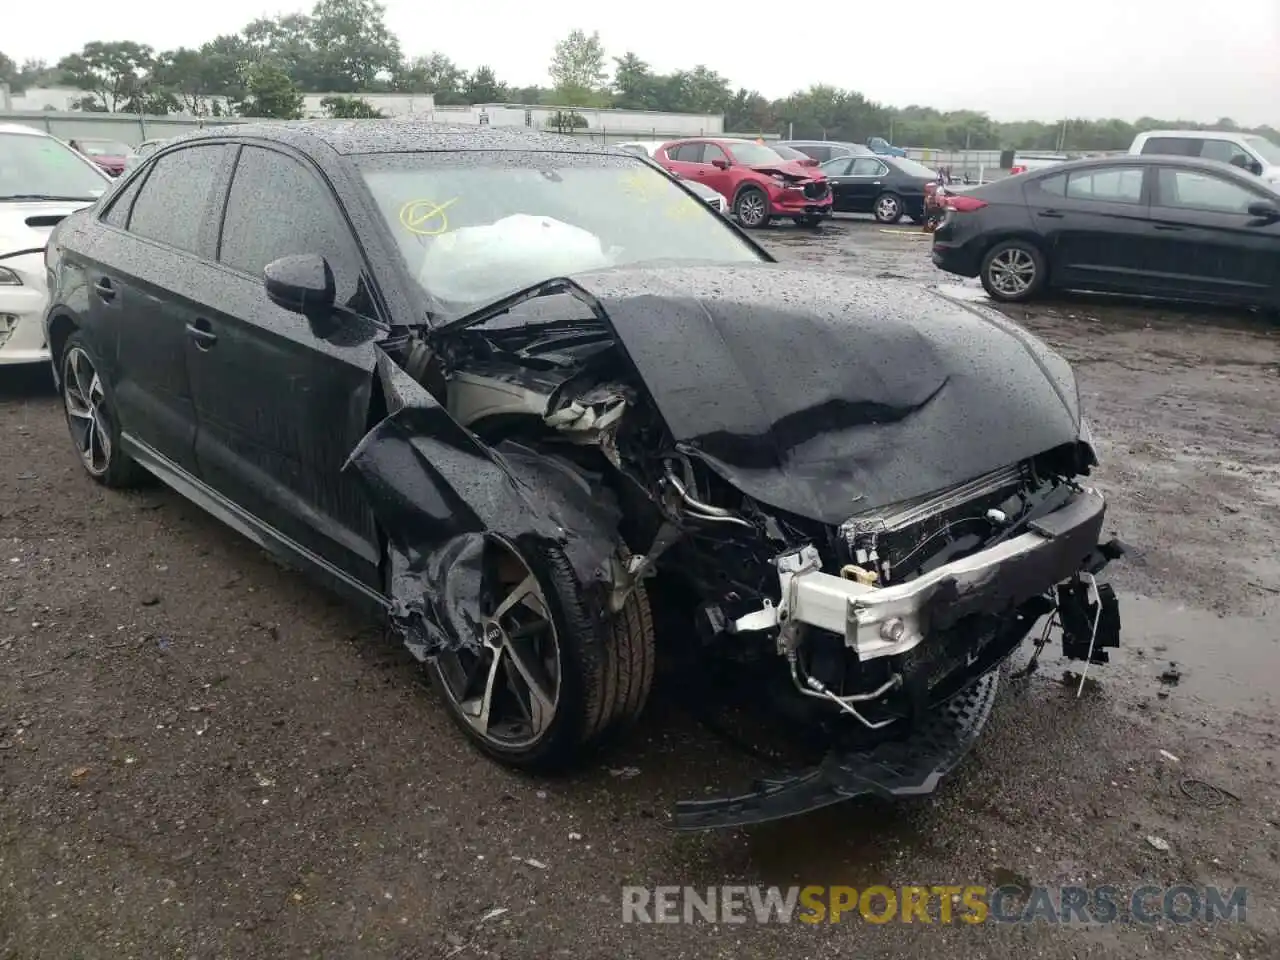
[889,156,939,179]
[0,132,110,201]
[357,151,764,317]
[771,145,809,162]
[724,142,787,166]
[76,139,130,157]
[1244,136,1280,165]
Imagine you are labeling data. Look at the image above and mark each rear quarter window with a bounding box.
[1141,137,1200,157]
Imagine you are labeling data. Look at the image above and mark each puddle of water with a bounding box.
[1081,593,1276,715]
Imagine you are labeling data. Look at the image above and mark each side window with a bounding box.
[126,145,228,253]
[821,158,853,177]
[1198,139,1240,164]
[1037,173,1067,196]
[669,143,704,163]
[1065,167,1144,204]
[702,143,728,165]
[851,158,887,177]
[218,145,372,314]
[1156,168,1260,214]
[1141,137,1198,157]
[101,169,148,228]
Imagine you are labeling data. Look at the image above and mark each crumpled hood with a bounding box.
[749,162,822,182]
[569,263,1084,525]
[0,200,95,256]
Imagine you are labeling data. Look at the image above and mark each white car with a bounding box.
[614,140,731,214]
[1129,129,1280,187]
[0,123,112,366]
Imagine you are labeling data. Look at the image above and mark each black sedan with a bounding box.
[819,154,940,223]
[42,122,1121,829]
[932,155,1280,306]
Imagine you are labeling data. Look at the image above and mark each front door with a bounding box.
[839,157,891,214]
[188,143,386,588]
[1146,165,1280,305]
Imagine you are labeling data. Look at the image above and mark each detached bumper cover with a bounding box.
[733,486,1108,661]
[673,669,1000,831]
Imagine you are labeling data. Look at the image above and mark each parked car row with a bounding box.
[29,120,1123,829]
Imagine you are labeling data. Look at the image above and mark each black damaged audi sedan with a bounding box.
[44,122,1122,830]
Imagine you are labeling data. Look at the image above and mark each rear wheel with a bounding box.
[430,536,655,771]
[980,240,1047,302]
[873,192,903,223]
[734,186,770,228]
[59,332,146,488]
[793,214,824,228]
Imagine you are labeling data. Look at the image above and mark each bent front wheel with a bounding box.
[430,536,655,771]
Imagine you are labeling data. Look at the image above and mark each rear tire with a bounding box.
[980,240,1047,303]
[794,215,824,228]
[59,332,147,489]
[873,192,904,223]
[429,536,655,772]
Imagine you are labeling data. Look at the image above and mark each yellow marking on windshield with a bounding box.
[664,192,703,221]
[399,197,459,236]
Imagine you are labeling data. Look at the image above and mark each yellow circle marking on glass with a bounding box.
[399,197,459,236]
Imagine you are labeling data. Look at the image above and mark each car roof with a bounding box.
[174,120,618,157]
[0,123,46,137]
[1137,130,1249,140]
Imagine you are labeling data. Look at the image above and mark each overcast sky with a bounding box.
[6,0,1278,125]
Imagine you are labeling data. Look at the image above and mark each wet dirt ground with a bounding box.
[2,216,1278,959]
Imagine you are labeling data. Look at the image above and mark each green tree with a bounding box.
[152,44,245,115]
[464,66,507,103]
[548,29,608,107]
[661,65,731,114]
[236,63,304,119]
[611,53,661,110]
[243,13,317,88]
[0,51,18,91]
[546,110,588,134]
[57,41,155,112]
[306,0,401,92]
[724,89,775,134]
[320,94,384,118]
[393,53,466,104]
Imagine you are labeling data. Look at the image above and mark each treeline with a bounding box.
[1,0,1275,151]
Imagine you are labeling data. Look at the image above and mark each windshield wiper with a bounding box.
[0,194,98,202]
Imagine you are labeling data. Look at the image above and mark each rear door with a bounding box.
[190,142,385,587]
[659,141,705,179]
[88,143,234,474]
[1146,165,1280,305]
[1029,165,1157,294]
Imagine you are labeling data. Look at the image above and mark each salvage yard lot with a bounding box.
[2,218,1278,959]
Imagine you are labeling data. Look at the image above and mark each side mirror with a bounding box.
[1250,161,1264,176]
[1246,200,1280,220]
[264,253,336,318]
[710,158,729,170]
[801,157,819,167]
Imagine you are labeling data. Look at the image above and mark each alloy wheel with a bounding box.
[433,544,562,749]
[62,346,114,477]
[737,191,767,227]
[987,247,1037,297]
[876,195,900,221]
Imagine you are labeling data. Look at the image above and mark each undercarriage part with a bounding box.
[672,668,1001,831]
[1059,576,1121,665]
[788,652,902,730]
[662,459,755,531]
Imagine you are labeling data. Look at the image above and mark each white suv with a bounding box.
[1130,130,1280,186]
[0,123,111,366]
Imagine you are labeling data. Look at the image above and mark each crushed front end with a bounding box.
[671,455,1124,829]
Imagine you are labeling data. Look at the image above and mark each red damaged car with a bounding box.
[657,137,833,228]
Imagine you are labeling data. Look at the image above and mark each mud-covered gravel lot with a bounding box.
[2,217,1278,959]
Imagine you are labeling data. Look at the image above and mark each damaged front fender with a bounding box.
[342,351,629,659]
